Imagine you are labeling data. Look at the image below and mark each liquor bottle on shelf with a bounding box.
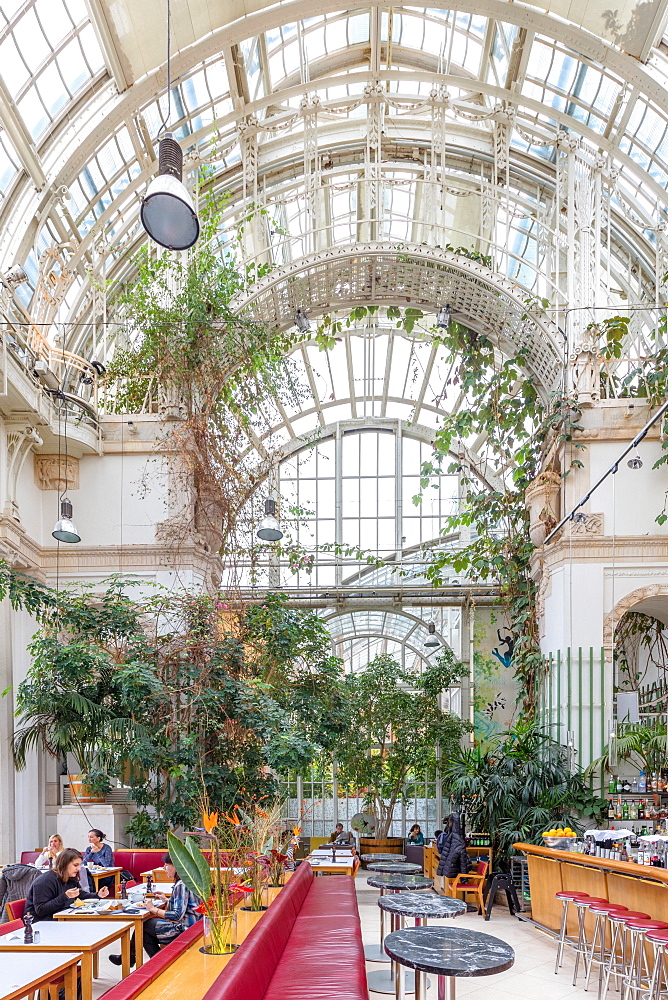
[608,799,616,822]
[617,776,624,793]
[622,799,629,820]
[616,798,623,820]
[632,777,639,794]
[609,775,616,794]
[639,771,647,793]
[622,778,632,794]
[648,773,653,792]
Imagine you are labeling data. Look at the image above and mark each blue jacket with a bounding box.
[82,843,114,867]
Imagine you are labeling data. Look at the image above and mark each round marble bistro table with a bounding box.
[361,853,408,862]
[378,895,467,1000]
[385,926,515,1000]
[365,874,434,994]
[368,862,422,874]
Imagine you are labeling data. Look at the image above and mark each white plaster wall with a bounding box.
[37,452,168,549]
[11,606,45,854]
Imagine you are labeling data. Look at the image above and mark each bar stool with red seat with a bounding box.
[600,910,651,1000]
[554,891,592,974]
[645,927,668,1000]
[622,918,668,1000]
[572,896,611,984]
[584,901,629,993]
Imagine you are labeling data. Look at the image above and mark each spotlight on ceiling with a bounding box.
[2,264,28,289]
[52,497,81,544]
[257,498,283,542]
[627,453,643,470]
[140,134,200,250]
[436,305,452,329]
[295,309,311,333]
[424,621,440,648]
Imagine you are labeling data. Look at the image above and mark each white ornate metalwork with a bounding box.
[230,242,564,396]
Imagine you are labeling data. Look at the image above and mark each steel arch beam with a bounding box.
[230,242,565,398]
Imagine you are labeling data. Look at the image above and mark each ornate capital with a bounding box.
[34,454,79,491]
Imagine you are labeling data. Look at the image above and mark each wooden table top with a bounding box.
[132,938,233,1000]
[0,951,83,1000]
[56,906,152,923]
[514,842,668,885]
[0,919,132,951]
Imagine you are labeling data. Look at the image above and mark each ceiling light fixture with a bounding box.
[424,621,440,648]
[2,264,28,289]
[140,0,200,250]
[295,309,311,333]
[52,496,81,543]
[627,452,643,470]
[52,398,81,544]
[257,498,283,541]
[436,305,452,329]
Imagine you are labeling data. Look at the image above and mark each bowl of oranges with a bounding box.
[542,827,577,850]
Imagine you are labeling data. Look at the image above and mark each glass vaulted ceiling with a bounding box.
[2,2,668,350]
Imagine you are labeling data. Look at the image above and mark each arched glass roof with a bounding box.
[324,605,461,672]
[0,0,668,370]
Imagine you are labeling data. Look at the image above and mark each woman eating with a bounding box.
[81,828,114,868]
[25,848,109,920]
[109,853,201,967]
[35,833,63,868]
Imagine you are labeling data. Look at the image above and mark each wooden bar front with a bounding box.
[515,842,668,933]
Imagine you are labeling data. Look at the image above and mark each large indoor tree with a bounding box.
[334,651,469,838]
[0,563,346,844]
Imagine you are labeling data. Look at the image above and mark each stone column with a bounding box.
[0,595,16,862]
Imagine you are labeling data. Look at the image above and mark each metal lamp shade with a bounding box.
[140,173,200,250]
[257,514,283,542]
[52,498,81,543]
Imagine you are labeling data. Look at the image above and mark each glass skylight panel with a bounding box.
[0,128,20,197]
[620,97,668,187]
[0,0,103,140]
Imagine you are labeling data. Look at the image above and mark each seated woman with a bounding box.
[35,833,63,868]
[407,824,424,845]
[109,853,201,967]
[25,848,109,920]
[81,828,114,892]
[81,828,113,868]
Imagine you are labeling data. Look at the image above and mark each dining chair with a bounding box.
[447,861,489,914]
[5,896,26,921]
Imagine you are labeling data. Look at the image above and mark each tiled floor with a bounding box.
[88,875,591,999]
[356,878,593,1000]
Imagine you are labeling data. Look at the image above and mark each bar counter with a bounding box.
[514,842,668,933]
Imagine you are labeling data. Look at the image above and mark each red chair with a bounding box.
[447,861,489,914]
[5,897,26,921]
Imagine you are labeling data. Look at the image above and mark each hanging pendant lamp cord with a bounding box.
[158,0,172,136]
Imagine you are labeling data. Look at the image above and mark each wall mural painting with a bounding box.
[473,608,520,743]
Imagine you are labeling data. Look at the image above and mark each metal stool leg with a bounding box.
[555,899,569,974]
[574,904,588,985]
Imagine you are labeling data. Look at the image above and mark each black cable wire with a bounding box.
[158,0,172,136]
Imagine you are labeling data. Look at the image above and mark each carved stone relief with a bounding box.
[34,455,79,491]
[569,512,604,535]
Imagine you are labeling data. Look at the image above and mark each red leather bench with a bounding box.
[113,851,167,880]
[201,862,367,1000]
[98,920,204,1000]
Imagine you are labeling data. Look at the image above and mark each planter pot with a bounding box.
[360,837,404,854]
[199,912,236,955]
[68,774,106,804]
[266,886,282,903]
[235,905,268,942]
